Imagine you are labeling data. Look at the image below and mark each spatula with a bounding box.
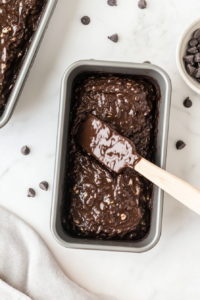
[76,114,200,215]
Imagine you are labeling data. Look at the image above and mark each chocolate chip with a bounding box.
[21,145,30,155]
[195,68,200,78]
[194,28,200,39]
[108,34,118,43]
[194,52,200,62]
[183,97,192,108]
[183,55,194,64]
[187,47,198,54]
[197,45,200,52]
[39,181,49,191]
[27,188,36,197]
[107,0,117,6]
[183,29,200,81]
[143,61,151,63]
[189,38,198,47]
[186,64,197,76]
[176,140,186,150]
[81,16,90,25]
[138,0,147,9]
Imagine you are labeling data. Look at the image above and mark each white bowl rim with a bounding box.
[176,17,200,94]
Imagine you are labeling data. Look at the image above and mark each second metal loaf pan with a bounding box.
[0,0,58,128]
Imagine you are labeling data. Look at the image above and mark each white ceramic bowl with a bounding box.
[176,18,200,94]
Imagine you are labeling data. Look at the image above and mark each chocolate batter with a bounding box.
[0,0,47,117]
[62,73,159,241]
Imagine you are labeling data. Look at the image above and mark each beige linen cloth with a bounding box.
[0,206,114,300]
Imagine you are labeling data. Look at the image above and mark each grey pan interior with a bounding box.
[51,60,172,253]
[0,0,58,128]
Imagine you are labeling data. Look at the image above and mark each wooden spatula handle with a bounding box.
[135,158,200,215]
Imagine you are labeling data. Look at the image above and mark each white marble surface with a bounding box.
[1,0,200,299]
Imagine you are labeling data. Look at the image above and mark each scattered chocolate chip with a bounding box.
[187,47,198,54]
[183,97,192,108]
[107,0,117,6]
[189,38,198,47]
[81,16,90,25]
[194,53,200,62]
[183,55,194,64]
[27,188,36,197]
[138,0,147,9]
[21,145,30,155]
[186,64,197,76]
[143,61,151,63]
[176,140,186,150]
[194,28,200,39]
[108,34,118,43]
[39,181,49,191]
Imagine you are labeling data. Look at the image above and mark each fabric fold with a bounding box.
[0,279,31,300]
[0,206,114,300]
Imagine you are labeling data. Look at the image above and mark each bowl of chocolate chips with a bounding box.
[177,18,200,94]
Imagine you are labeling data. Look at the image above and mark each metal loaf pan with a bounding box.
[51,60,171,253]
[0,0,58,128]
